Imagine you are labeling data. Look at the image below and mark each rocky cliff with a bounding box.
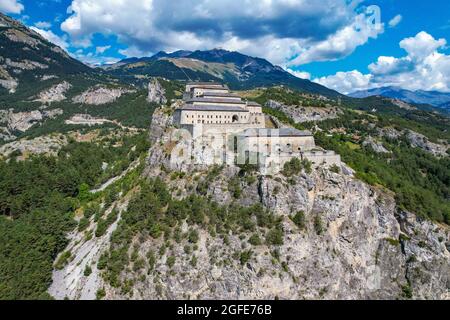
[48,103,449,300]
[147,78,167,104]
[72,86,135,105]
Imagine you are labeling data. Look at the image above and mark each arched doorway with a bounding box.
[232,114,239,123]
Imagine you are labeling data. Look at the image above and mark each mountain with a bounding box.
[104,48,341,98]
[0,13,92,95]
[349,86,450,107]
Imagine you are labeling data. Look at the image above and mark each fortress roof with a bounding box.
[241,128,313,137]
[202,92,241,98]
[186,97,246,105]
[179,105,249,112]
[187,82,224,86]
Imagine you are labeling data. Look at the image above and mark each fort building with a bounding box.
[173,82,340,174]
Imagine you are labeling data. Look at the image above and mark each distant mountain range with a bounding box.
[103,48,341,98]
[349,86,450,108]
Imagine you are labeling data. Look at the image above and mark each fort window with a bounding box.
[232,115,239,123]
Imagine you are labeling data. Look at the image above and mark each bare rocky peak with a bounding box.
[73,86,135,105]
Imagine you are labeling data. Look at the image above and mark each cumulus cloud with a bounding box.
[34,21,52,29]
[388,14,402,28]
[315,70,372,94]
[313,31,450,94]
[95,45,110,54]
[290,13,384,65]
[60,0,382,66]
[286,68,311,80]
[30,26,69,51]
[0,0,24,14]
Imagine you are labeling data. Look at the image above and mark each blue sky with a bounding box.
[1,0,450,93]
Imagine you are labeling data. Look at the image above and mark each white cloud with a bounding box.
[313,31,450,94]
[30,26,69,51]
[388,14,402,28]
[399,31,446,61]
[34,21,52,29]
[95,45,110,54]
[289,13,384,65]
[314,70,372,94]
[286,68,311,80]
[0,0,24,14]
[60,0,382,66]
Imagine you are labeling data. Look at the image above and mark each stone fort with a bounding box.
[173,82,340,174]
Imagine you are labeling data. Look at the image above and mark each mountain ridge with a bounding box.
[105,48,342,98]
[349,86,450,107]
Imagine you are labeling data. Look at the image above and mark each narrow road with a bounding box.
[90,159,140,194]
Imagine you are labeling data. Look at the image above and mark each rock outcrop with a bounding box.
[147,78,167,104]
[35,81,72,103]
[65,114,111,126]
[73,86,135,105]
[0,108,63,140]
[406,130,448,157]
[362,136,390,153]
[266,99,341,123]
[0,134,67,159]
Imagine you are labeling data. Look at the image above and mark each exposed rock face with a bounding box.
[35,81,72,103]
[362,136,390,153]
[49,195,131,300]
[0,134,67,159]
[65,114,111,126]
[147,78,167,104]
[0,78,17,93]
[109,165,448,300]
[0,108,63,139]
[3,57,48,70]
[390,99,416,111]
[406,130,448,157]
[73,86,135,105]
[377,127,448,157]
[0,65,18,93]
[266,99,341,123]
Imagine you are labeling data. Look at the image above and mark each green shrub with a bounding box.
[55,251,72,270]
[167,256,176,268]
[96,288,106,300]
[330,164,340,173]
[249,234,262,246]
[266,227,284,246]
[314,215,324,235]
[84,265,92,277]
[188,229,199,244]
[281,158,303,177]
[78,217,90,232]
[291,211,306,230]
[240,250,253,265]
